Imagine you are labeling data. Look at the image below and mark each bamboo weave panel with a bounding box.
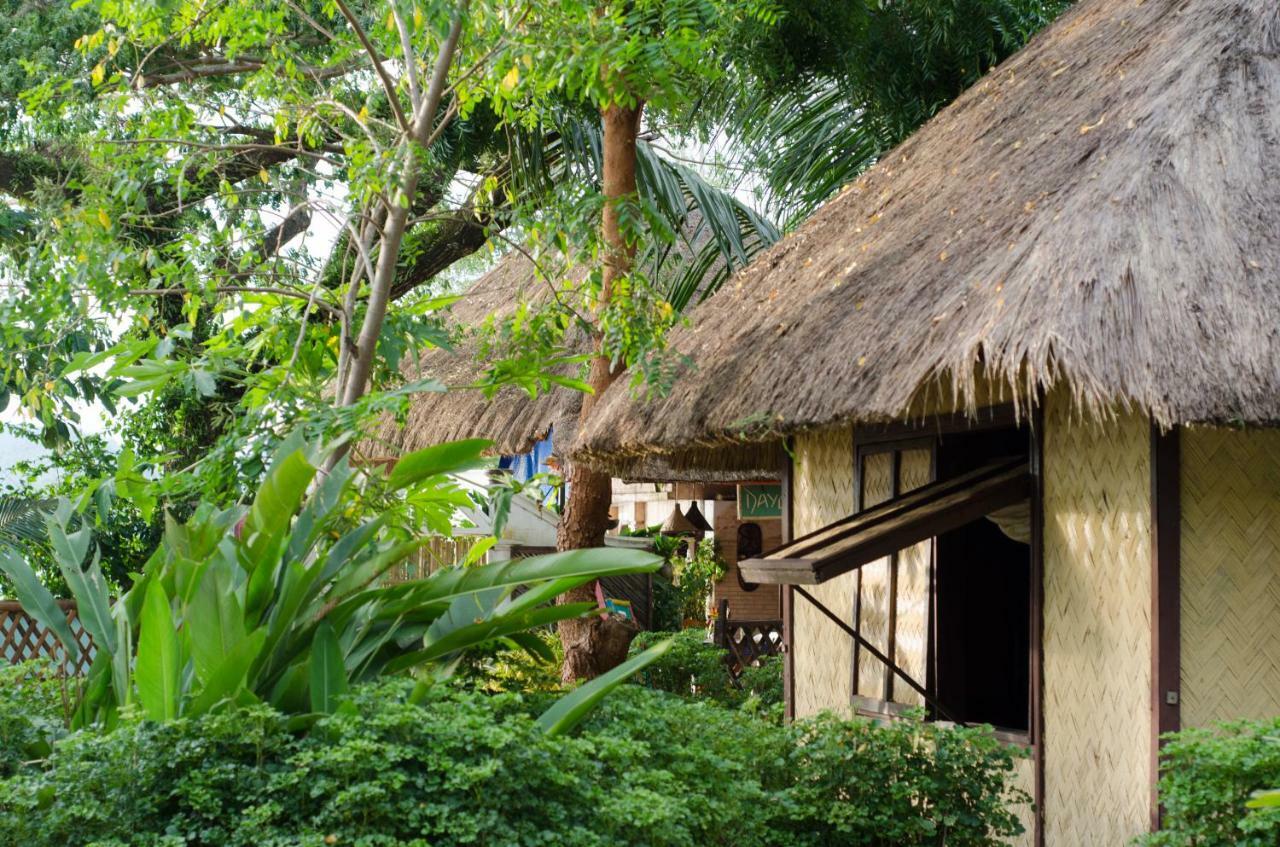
[855,451,894,699]
[1180,427,1280,727]
[1042,396,1152,846]
[792,426,856,716]
[893,448,933,706]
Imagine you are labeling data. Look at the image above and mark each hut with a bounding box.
[374,233,787,626]
[573,0,1280,843]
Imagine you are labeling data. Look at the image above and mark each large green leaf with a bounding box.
[186,561,247,682]
[243,448,317,569]
[135,580,181,722]
[387,439,492,491]
[0,496,52,546]
[537,639,674,736]
[186,629,267,716]
[0,547,81,662]
[309,621,348,714]
[387,602,596,675]
[414,548,661,603]
[47,508,116,655]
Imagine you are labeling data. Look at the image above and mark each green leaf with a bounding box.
[537,639,674,735]
[47,507,116,655]
[0,547,81,662]
[186,562,247,683]
[387,439,492,491]
[416,548,661,603]
[309,621,348,713]
[135,580,181,722]
[1247,788,1280,809]
[186,629,267,716]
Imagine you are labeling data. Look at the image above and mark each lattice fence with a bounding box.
[0,600,94,676]
[716,613,784,681]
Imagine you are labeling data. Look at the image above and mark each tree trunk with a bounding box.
[557,100,644,683]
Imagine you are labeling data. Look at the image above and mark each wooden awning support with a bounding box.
[792,585,962,724]
[739,458,1032,585]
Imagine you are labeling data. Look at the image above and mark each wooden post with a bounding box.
[780,441,795,721]
[1150,424,1181,830]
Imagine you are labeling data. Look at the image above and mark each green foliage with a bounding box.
[675,537,725,623]
[0,437,661,728]
[1143,719,1280,846]
[783,712,1028,844]
[0,678,1028,847]
[0,662,67,779]
[630,628,782,717]
[714,0,1070,224]
[0,429,162,595]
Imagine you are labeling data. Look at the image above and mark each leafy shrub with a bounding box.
[630,628,782,715]
[0,662,65,778]
[0,437,661,727]
[784,713,1028,845]
[0,679,1029,847]
[1143,718,1280,846]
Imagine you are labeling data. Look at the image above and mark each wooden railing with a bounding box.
[713,599,783,682]
[0,600,94,676]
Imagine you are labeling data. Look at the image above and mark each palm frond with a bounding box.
[0,496,51,547]
[505,111,780,311]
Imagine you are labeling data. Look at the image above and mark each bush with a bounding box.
[0,679,1029,847]
[1143,718,1280,846]
[0,662,66,778]
[629,628,783,715]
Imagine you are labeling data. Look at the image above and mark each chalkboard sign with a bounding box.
[737,483,783,519]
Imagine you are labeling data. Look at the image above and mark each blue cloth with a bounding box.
[498,428,555,483]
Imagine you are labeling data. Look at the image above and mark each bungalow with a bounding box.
[368,242,785,625]
[572,0,1280,844]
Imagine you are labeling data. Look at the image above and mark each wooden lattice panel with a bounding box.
[893,448,933,707]
[0,601,94,675]
[1042,394,1152,846]
[1181,427,1280,727]
[792,426,856,717]
[855,451,894,699]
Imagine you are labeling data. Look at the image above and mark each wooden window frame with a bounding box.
[848,409,1041,752]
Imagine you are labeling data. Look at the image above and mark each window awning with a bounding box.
[739,459,1032,585]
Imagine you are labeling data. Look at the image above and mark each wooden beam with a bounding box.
[780,442,795,722]
[1150,424,1181,830]
[855,404,1019,445]
[771,459,1024,561]
[740,461,1032,584]
[1030,405,1046,847]
[794,586,962,724]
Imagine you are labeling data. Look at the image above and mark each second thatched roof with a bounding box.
[575,0,1280,470]
[371,250,582,458]
[372,225,785,481]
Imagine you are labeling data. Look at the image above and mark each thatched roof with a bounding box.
[575,0,1280,470]
[373,225,784,481]
[373,250,581,458]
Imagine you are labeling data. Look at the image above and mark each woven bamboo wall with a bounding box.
[894,449,932,707]
[1181,427,1280,727]
[1009,755,1036,847]
[792,425,856,717]
[855,451,894,699]
[1042,394,1152,846]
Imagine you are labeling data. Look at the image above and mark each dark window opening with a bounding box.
[933,426,1031,733]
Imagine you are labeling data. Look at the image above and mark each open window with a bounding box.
[740,419,1036,739]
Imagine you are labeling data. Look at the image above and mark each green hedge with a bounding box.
[629,628,783,715]
[0,663,66,779]
[0,678,1028,847]
[1143,718,1280,846]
